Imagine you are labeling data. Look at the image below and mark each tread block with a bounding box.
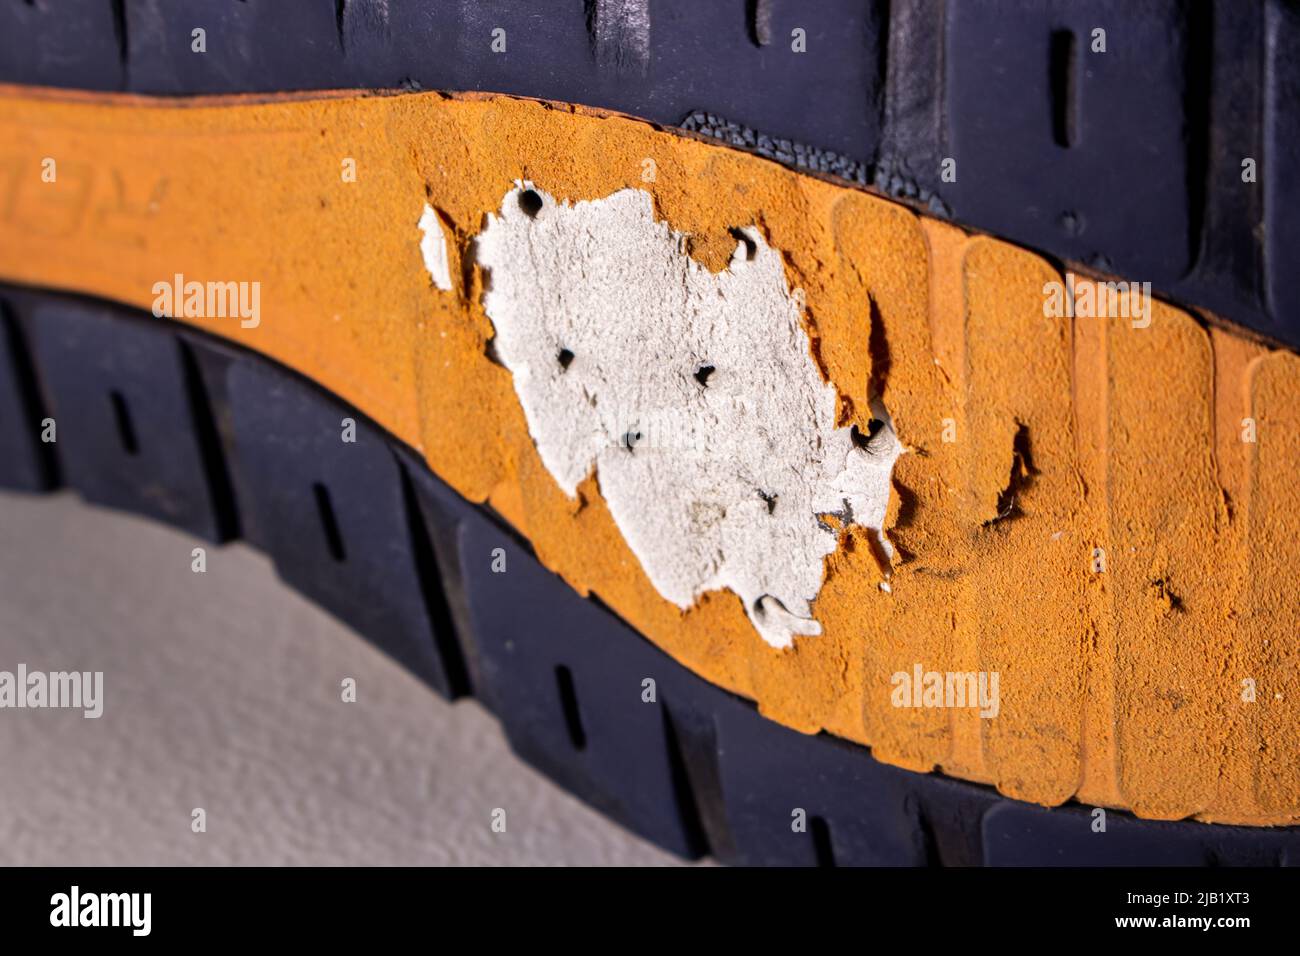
[0,296,55,492]
[455,505,708,858]
[220,357,461,698]
[123,0,348,95]
[340,0,595,110]
[638,0,886,160]
[982,800,1300,866]
[21,298,225,540]
[0,0,124,91]
[342,0,885,164]
[708,703,941,866]
[944,0,1195,282]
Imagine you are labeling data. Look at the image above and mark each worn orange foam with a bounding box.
[0,86,1296,825]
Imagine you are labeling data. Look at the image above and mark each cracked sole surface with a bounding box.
[2,285,1298,866]
[0,86,1298,828]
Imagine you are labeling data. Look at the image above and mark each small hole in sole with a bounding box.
[557,347,574,370]
[694,363,715,387]
[729,227,757,261]
[850,419,886,450]
[518,189,544,218]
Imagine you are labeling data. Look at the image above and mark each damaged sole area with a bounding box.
[469,182,902,649]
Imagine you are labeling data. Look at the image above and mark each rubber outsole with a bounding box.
[1,0,1296,352]
[3,282,1298,866]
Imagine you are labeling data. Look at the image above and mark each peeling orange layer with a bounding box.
[0,86,1296,825]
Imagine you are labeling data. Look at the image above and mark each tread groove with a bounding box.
[1048,28,1077,149]
[313,481,347,563]
[108,390,138,456]
[810,816,837,868]
[398,462,473,699]
[109,0,128,75]
[1,301,60,489]
[178,339,240,542]
[1184,0,1213,276]
[555,664,587,751]
[660,703,711,859]
[913,800,945,867]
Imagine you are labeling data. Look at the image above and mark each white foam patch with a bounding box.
[468,184,901,648]
[419,203,453,291]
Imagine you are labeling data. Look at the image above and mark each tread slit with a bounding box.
[661,703,712,858]
[109,390,139,455]
[334,0,346,53]
[810,815,836,867]
[1049,28,1078,149]
[109,0,128,75]
[178,340,240,541]
[555,665,586,750]
[1,302,60,488]
[313,481,347,562]
[913,799,945,866]
[1183,0,1212,273]
[398,462,472,698]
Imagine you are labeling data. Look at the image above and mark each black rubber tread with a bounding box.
[1,0,1297,351]
[2,282,1298,867]
[13,292,229,542]
[217,352,469,698]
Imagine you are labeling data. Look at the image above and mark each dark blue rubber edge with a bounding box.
[2,283,1297,867]
[1,0,1297,351]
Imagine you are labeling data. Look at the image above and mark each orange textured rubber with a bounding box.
[0,86,1295,825]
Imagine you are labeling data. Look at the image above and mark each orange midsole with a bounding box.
[0,85,1296,825]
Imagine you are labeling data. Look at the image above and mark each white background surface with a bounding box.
[0,489,689,866]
